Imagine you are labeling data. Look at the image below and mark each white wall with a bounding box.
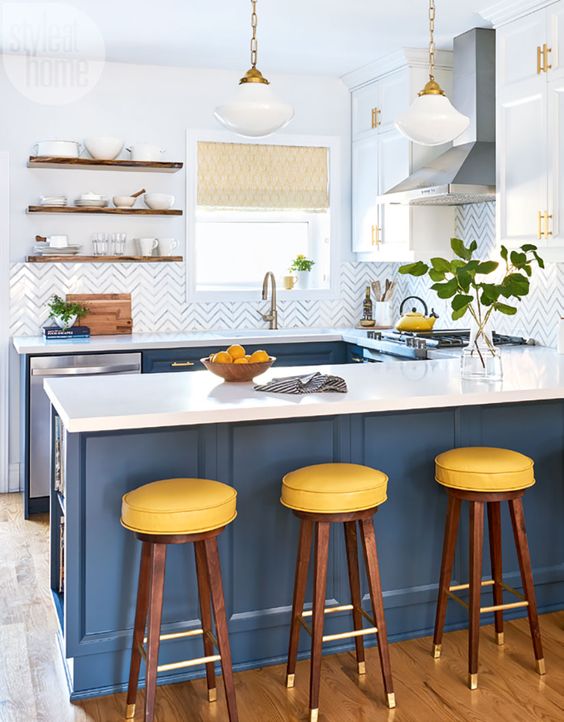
[0,57,352,262]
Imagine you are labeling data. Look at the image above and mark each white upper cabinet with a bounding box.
[345,50,456,262]
[494,0,564,260]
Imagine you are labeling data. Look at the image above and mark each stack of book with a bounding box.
[43,326,91,340]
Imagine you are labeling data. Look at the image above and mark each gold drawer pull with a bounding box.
[371,107,381,129]
[170,361,195,367]
[537,45,543,74]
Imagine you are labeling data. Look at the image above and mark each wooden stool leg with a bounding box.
[286,519,313,688]
[125,542,152,719]
[309,521,330,722]
[360,517,395,709]
[194,541,217,702]
[144,543,167,722]
[508,498,545,675]
[203,537,239,722]
[468,501,484,690]
[487,502,504,645]
[432,495,461,658]
[344,521,366,675]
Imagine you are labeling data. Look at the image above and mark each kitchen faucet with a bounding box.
[260,271,278,330]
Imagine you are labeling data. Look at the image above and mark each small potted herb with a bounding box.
[289,254,315,290]
[399,238,544,381]
[47,295,89,330]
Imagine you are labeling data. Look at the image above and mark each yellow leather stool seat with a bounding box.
[281,463,388,514]
[435,447,535,493]
[121,478,237,535]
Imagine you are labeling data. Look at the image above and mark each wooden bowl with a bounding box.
[201,356,276,382]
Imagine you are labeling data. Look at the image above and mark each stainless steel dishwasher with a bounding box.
[29,353,142,500]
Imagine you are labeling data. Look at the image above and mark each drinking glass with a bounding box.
[111,233,127,256]
[92,233,109,256]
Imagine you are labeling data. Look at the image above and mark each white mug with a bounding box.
[159,238,179,257]
[137,237,158,256]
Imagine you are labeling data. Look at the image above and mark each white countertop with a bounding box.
[44,347,564,433]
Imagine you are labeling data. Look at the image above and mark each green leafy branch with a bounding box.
[398,238,544,338]
[47,295,89,324]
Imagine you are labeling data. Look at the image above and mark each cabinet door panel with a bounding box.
[549,1,564,77]
[498,79,547,246]
[352,82,379,138]
[352,135,380,253]
[377,69,409,131]
[497,10,547,89]
[548,75,564,246]
[378,128,410,248]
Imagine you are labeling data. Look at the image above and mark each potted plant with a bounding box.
[47,295,89,330]
[289,254,315,290]
[398,238,544,380]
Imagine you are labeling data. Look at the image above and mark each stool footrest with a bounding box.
[322,626,378,643]
[480,600,529,613]
[447,577,528,614]
[143,628,205,643]
[157,653,221,673]
[302,604,353,618]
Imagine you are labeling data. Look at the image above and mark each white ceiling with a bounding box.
[5,0,492,77]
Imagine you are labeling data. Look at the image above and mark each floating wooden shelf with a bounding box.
[27,205,182,216]
[26,255,183,264]
[28,156,183,172]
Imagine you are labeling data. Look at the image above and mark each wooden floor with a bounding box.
[1,492,563,722]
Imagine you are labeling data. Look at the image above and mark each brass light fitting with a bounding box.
[239,0,270,85]
[418,0,447,97]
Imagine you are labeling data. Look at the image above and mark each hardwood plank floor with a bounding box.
[0,492,563,721]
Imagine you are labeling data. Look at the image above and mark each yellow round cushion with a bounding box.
[435,447,535,492]
[281,463,388,514]
[121,478,237,535]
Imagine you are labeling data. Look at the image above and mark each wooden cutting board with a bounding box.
[67,293,133,335]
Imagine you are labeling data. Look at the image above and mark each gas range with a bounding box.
[357,329,530,362]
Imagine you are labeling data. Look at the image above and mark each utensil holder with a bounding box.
[374,301,392,327]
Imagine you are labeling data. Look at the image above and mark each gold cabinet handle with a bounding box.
[170,361,195,367]
[371,224,382,247]
[537,45,543,74]
[371,107,381,129]
[544,211,553,238]
[543,44,552,72]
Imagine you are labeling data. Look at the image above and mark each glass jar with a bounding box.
[460,315,503,381]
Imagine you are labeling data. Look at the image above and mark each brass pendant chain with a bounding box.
[250,0,258,69]
[428,0,436,81]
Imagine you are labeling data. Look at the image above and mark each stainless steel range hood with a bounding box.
[382,28,495,206]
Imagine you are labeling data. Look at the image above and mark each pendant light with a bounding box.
[214,0,294,138]
[395,0,469,146]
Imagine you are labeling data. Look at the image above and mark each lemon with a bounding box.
[233,357,249,364]
[213,351,233,364]
[249,349,270,363]
[227,344,246,360]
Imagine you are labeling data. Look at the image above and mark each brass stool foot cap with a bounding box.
[286,673,295,688]
[387,692,397,709]
[469,673,478,690]
[358,661,366,675]
[208,687,217,703]
[310,708,319,722]
[536,658,546,675]
[433,644,442,659]
[496,632,505,646]
[125,703,136,719]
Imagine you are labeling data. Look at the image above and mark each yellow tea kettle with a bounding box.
[396,296,439,332]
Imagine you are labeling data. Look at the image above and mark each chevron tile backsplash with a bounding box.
[10,202,564,346]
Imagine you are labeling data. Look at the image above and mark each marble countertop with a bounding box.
[44,347,563,433]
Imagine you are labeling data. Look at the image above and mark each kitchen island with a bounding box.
[44,348,564,700]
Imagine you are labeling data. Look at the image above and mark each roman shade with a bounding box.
[197,141,329,211]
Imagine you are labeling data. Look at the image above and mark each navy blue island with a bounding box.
[44,348,564,701]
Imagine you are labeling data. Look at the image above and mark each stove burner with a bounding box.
[380,329,529,348]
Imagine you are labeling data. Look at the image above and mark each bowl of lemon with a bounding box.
[201,345,275,382]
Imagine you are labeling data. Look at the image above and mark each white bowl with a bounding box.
[144,193,175,210]
[84,136,124,160]
[113,195,136,208]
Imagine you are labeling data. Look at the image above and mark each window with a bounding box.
[187,132,339,299]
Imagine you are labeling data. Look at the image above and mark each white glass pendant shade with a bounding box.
[214,81,294,138]
[395,91,470,146]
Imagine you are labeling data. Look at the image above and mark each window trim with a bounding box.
[185,129,342,303]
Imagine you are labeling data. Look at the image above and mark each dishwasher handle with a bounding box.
[31,363,140,377]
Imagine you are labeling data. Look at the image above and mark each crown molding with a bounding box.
[341,48,453,90]
[480,0,559,27]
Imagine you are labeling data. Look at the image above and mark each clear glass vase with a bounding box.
[460,316,503,381]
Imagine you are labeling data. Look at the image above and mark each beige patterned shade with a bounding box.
[197,141,329,210]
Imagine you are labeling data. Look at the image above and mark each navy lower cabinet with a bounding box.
[52,400,564,699]
[142,341,349,373]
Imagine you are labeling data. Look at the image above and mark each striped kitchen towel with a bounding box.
[254,371,347,394]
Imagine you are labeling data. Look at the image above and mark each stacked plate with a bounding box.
[33,244,82,256]
[39,194,67,207]
[75,193,108,208]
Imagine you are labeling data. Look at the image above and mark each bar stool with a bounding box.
[121,477,239,722]
[281,462,395,721]
[432,447,545,690]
